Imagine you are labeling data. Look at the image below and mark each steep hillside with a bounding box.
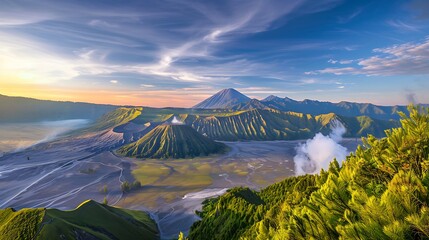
[187,106,429,240]
[193,88,250,109]
[230,98,269,111]
[0,200,159,240]
[83,106,398,142]
[0,94,117,123]
[183,109,398,141]
[0,207,44,240]
[82,107,143,132]
[117,124,226,159]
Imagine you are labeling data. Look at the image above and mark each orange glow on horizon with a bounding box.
[0,81,209,108]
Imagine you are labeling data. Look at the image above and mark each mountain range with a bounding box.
[193,88,412,120]
[0,89,418,124]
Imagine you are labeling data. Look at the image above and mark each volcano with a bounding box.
[193,88,250,109]
[117,124,226,159]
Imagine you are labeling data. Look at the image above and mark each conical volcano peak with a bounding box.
[117,124,226,159]
[193,88,250,109]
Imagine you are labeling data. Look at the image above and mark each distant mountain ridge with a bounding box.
[193,88,250,109]
[0,94,118,123]
[194,88,413,120]
[259,96,408,121]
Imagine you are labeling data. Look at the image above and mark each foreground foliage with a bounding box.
[188,106,429,240]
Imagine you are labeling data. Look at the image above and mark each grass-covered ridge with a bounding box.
[80,106,398,142]
[0,207,45,240]
[187,105,429,240]
[0,200,159,240]
[83,107,142,132]
[117,124,226,159]
[186,108,398,141]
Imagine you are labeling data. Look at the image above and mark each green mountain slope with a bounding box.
[0,200,159,240]
[83,107,398,141]
[117,124,226,159]
[0,207,44,240]
[81,107,143,133]
[187,106,429,240]
[184,109,398,140]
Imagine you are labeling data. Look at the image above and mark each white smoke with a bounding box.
[171,116,183,125]
[0,119,89,153]
[294,119,348,175]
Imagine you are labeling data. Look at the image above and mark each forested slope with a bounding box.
[187,106,429,240]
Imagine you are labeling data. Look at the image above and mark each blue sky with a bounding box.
[0,0,428,107]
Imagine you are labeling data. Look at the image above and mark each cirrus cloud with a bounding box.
[313,36,429,76]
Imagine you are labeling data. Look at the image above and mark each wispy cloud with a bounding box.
[387,20,420,32]
[0,0,344,89]
[338,8,363,24]
[312,36,429,76]
[328,59,354,64]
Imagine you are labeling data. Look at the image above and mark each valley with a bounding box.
[0,125,360,238]
[0,90,413,239]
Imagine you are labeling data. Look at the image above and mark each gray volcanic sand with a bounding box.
[0,132,361,239]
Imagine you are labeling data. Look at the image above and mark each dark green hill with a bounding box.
[117,124,226,159]
[0,200,159,240]
[187,106,429,240]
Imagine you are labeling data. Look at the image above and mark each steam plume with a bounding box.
[294,119,348,175]
[171,116,183,125]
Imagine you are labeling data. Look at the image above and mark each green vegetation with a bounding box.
[130,107,235,125]
[40,200,158,240]
[0,208,45,240]
[188,106,429,240]
[82,105,398,141]
[123,159,224,207]
[121,180,142,193]
[79,167,96,174]
[117,124,226,159]
[82,107,142,132]
[0,200,159,240]
[187,109,398,141]
[100,184,108,194]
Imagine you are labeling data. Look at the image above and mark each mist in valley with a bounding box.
[0,119,89,155]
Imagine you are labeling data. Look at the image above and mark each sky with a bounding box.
[1,0,429,107]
